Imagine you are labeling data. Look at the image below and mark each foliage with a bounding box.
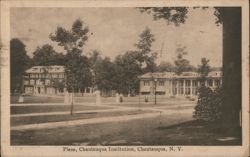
[64,49,91,92]
[112,28,157,95]
[33,44,66,66]
[88,50,117,94]
[139,7,189,26]
[174,45,195,75]
[50,19,91,92]
[156,61,175,72]
[198,57,210,85]
[10,38,32,93]
[193,86,222,122]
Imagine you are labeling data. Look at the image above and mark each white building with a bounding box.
[138,71,222,96]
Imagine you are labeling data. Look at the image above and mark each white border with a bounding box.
[1,0,249,157]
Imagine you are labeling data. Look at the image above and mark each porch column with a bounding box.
[183,79,186,96]
[190,79,193,96]
[170,80,172,95]
[176,80,179,96]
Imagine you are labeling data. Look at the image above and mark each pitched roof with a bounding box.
[25,65,65,73]
[138,71,222,79]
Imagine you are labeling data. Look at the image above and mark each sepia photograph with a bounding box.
[1,0,249,157]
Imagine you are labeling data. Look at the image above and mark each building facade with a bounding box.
[23,65,96,95]
[23,66,65,95]
[138,71,222,96]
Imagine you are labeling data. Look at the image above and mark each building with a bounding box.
[23,65,65,95]
[23,65,96,95]
[138,71,222,96]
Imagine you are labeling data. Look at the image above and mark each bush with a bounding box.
[193,86,222,122]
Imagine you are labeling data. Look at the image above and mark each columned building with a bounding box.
[138,71,222,96]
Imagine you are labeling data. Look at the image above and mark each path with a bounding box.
[11,108,193,131]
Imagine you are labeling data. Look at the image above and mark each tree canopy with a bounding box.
[10,38,32,93]
[50,19,91,92]
[33,44,66,66]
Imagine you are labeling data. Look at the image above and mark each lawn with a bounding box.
[11,110,151,126]
[11,113,241,145]
[11,105,111,114]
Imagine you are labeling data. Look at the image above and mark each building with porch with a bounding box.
[138,71,222,96]
[23,66,65,95]
[23,65,96,95]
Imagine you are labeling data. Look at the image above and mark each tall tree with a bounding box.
[50,19,91,114]
[134,27,157,73]
[112,28,157,95]
[10,38,32,93]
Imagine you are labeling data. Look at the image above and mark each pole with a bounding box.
[154,80,156,105]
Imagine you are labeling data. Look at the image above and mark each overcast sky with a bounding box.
[11,7,222,67]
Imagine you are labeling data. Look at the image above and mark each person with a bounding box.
[119,94,123,103]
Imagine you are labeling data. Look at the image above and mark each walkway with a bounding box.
[11,109,193,131]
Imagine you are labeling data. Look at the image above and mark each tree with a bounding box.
[156,61,175,72]
[198,57,210,85]
[33,44,66,66]
[10,38,32,93]
[111,28,157,95]
[113,51,142,95]
[95,57,117,96]
[50,19,91,115]
[139,7,242,127]
[134,27,157,73]
[174,45,195,75]
[88,50,103,90]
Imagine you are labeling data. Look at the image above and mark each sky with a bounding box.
[10,7,222,67]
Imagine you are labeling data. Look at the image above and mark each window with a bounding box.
[144,81,150,86]
[24,80,29,85]
[215,80,221,87]
[208,79,213,87]
[179,80,184,95]
[185,80,191,95]
[172,80,177,95]
[45,79,50,85]
[192,80,198,95]
[30,79,35,85]
[159,81,164,86]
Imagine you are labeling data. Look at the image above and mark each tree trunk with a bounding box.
[70,88,74,115]
[221,7,242,127]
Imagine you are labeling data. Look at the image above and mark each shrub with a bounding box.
[193,86,222,122]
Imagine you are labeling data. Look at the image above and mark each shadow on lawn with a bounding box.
[156,120,242,146]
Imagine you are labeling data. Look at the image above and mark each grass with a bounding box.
[11,105,111,114]
[11,110,151,126]
[11,112,241,146]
